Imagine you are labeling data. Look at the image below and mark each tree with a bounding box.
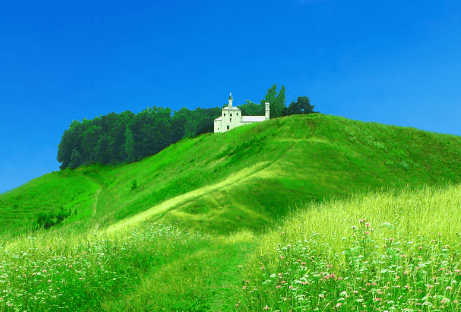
[170,107,190,143]
[261,84,288,119]
[96,133,114,164]
[69,148,82,169]
[81,124,103,163]
[287,96,315,115]
[239,100,261,116]
[124,125,136,163]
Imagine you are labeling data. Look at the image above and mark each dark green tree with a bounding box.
[124,125,136,163]
[261,84,288,118]
[239,100,261,116]
[170,107,191,143]
[69,148,83,169]
[96,133,115,164]
[287,96,315,115]
[81,124,103,163]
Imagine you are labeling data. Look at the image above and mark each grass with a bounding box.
[1,113,461,310]
[0,222,256,311]
[237,182,461,311]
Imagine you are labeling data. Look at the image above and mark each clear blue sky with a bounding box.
[1,0,460,195]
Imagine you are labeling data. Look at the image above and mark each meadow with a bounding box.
[1,113,461,311]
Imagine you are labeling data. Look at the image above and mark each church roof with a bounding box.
[222,106,241,111]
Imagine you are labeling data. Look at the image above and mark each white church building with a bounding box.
[214,93,270,133]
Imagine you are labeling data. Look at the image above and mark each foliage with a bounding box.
[287,96,316,115]
[36,207,71,229]
[131,178,138,190]
[260,84,287,119]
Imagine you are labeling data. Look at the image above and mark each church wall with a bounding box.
[214,95,270,133]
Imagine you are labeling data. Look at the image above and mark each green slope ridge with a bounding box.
[1,113,461,236]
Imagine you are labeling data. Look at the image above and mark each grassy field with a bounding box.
[1,113,461,311]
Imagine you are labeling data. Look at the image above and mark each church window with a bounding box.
[224,113,226,117]
[237,113,239,116]
[230,113,232,117]
[230,118,232,122]
[227,125,229,130]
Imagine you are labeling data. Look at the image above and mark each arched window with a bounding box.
[230,118,232,122]
[230,113,232,117]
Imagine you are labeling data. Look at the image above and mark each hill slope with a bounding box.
[1,113,461,236]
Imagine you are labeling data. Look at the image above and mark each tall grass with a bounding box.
[237,182,461,311]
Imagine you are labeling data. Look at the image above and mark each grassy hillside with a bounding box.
[1,113,461,311]
[1,113,460,237]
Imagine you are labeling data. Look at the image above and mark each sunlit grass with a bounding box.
[237,182,461,311]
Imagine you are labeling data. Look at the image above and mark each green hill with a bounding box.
[1,113,461,237]
[1,113,461,311]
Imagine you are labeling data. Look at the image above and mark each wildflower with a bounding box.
[365,231,370,235]
[276,285,281,289]
[336,303,343,307]
[326,265,332,268]
[389,238,394,242]
[405,285,409,289]
[365,223,370,228]
[359,219,365,223]
[352,226,357,230]
[374,298,382,301]
[263,306,270,310]
[289,285,293,289]
[419,246,423,250]
[301,262,306,266]
[280,256,284,259]
[372,282,377,286]
[366,283,371,286]
[446,286,451,290]
[438,233,442,236]
[242,286,247,289]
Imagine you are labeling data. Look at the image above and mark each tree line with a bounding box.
[57,85,317,170]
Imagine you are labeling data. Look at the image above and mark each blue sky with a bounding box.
[1,0,460,195]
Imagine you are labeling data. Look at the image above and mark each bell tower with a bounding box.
[229,93,233,108]
[265,102,270,120]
